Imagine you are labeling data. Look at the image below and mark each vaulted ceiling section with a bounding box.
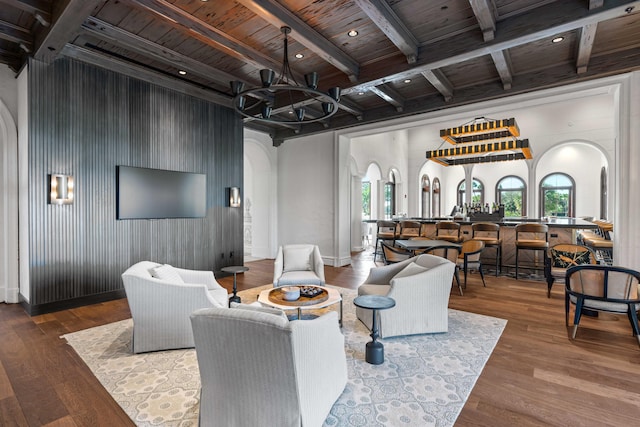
[1,0,638,145]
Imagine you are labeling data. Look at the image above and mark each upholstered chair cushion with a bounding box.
[151,264,185,285]
[283,246,313,272]
[393,262,428,280]
[551,248,591,268]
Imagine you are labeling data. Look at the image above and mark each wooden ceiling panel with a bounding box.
[389,76,441,101]
[92,0,136,26]
[284,0,397,65]
[494,0,558,20]
[592,12,640,56]
[509,29,578,74]
[391,0,479,45]
[441,55,500,88]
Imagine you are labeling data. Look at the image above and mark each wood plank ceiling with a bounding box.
[1,0,639,146]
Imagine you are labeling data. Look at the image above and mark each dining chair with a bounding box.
[565,264,640,348]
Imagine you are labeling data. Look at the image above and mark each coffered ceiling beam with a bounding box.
[342,0,639,96]
[33,0,102,64]
[353,0,419,64]
[234,0,359,82]
[0,19,31,47]
[469,0,497,42]
[61,43,232,107]
[490,50,514,89]
[273,45,640,142]
[81,17,250,87]
[421,69,453,102]
[130,0,285,77]
[576,23,598,74]
[0,0,51,25]
[369,84,406,112]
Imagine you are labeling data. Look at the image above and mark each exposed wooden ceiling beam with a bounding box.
[576,23,598,74]
[33,0,101,63]
[80,17,251,88]
[60,43,232,106]
[421,69,453,102]
[490,50,514,89]
[342,0,639,96]
[235,0,359,81]
[0,19,31,46]
[273,45,640,142]
[590,0,605,9]
[130,0,286,79]
[353,0,419,64]
[369,84,405,112]
[0,0,51,25]
[469,0,497,42]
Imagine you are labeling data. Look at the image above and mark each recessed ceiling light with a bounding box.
[404,79,411,84]
[347,30,358,37]
[552,36,564,43]
[358,91,365,95]
[178,70,187,75]
[295,53,304,59]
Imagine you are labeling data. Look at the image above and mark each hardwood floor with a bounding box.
[2,251,640,426]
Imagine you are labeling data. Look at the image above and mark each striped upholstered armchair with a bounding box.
[121,261,228,353]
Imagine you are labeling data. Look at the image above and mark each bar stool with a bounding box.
[398,220,422,239]
[435,221,463,243]
[515,223,549,279]
[472,222,502,276]
[374,220,398,262]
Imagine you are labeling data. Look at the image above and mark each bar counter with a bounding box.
[368,217,598,274]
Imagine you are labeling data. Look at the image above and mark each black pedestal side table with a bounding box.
[221,265,249,306]
[353,295,396,365]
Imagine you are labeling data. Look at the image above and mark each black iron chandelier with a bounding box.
[230,26,341,125]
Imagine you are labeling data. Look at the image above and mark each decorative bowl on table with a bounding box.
[281,286,300,301]
[300,286,323,298]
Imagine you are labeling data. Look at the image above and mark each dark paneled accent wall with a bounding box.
[26,57,243,313]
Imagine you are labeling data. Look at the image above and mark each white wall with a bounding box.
[277,132,339,263]
[244,129,278,259]
[0,64,19,303]
[0,65,17,120]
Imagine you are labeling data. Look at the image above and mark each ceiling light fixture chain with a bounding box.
[230,26,341,125]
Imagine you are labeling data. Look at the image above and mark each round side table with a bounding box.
[221,265,249,306]
[353,295,396,365]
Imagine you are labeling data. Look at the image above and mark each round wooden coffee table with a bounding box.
[258,285,343,325]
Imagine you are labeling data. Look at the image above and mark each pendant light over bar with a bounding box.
[440,117,520,144]
[427,117,532,166]
[426,139,532,166]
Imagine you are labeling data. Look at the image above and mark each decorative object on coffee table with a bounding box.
[221,265,249,306]
[353,295,396,365]
[258,285,342,325]
[281,286,301,301]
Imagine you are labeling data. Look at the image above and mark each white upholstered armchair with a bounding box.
[190,305,347,427]
[356,254,456,338]
[121,261,228,353]
[273,244,325,287]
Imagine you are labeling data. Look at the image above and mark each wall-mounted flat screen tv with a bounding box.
[116,166,206,219]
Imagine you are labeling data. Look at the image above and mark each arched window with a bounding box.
[362,178,371,220]
[540,173,575,217]
[432,178,441,218]
[384,171,396,219]
[496,176,526,217]
[457,178,484,206]
[421,174,430,218]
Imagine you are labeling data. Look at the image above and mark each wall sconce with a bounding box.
[228,187,241,208]
[49,174,74,205]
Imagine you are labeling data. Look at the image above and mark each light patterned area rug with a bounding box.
[62,286,506,427]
